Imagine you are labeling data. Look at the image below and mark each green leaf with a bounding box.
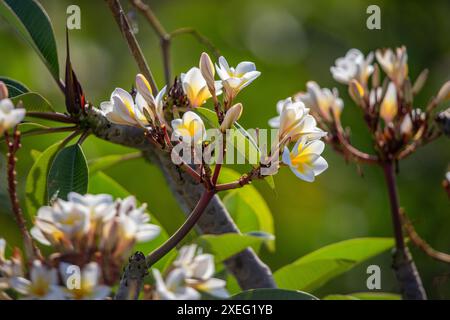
[324,292,401,300]
[0,0,60,81]
[0,77,29,97]
[218,167,275,250]
[231,289,318,300]
[88,171,171,270]
[25,141,63,218]
[196,233,272,262]
[88,152,142,175]
[274,237,395,292]
[47,144,89,201]
[12,92,55,112]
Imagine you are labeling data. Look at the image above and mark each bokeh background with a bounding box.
[1,0,449,298]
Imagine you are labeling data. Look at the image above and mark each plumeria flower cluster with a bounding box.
[301,46,449,162]
[31,192,160,257]
[149,244,228,300]
[0,239,109,300]
[0,81,25,137]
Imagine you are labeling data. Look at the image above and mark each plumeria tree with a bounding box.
[0,0,448,301]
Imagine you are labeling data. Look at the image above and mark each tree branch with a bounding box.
[382,161,427,300]
[106,0,158,93]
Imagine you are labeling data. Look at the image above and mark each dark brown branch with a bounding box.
[26,112,76,124]
[106,0,158,93]
[382,162,427,300]
[400,210,450,264]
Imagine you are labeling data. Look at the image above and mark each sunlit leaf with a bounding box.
[274,238,395,292]
[231,288,318,300]
[218,167,275,250]
[88,152,142,175]
[47,144,89,201]
[25,141,63,219]
[196,233,271,262]
[12,92,55,113]
[323,292,401,300]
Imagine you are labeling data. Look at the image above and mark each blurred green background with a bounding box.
[1,0,449,298]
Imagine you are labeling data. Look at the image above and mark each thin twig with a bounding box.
[146,190,215,268]
[170,27,221,58]
[106,0,158,93]
[26,112,76,124]
[4,129,42,261]
[400,210,450,264]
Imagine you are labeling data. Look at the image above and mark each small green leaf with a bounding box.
[324,292,401,300]
[231,289,318,300]
[25,141,63,219]
[0,0,60,81]
[12,92,55,112]
[0,77,29,97]
[88,152,142,175]
[274,237,395,292]
[47,144,89,201]
[196,233,269,262]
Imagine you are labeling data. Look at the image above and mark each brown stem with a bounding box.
[115,190,215,299]
[106,0,158,93]
[400,210,450,264]
[146,190,215,267]
[382,161,427,300]
[4,129,42,261]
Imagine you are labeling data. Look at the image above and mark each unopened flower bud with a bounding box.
[436,81,450,104]
[136,74,155,107]
[400,114,413,137]
[0,81,8,100]
[380,82,398,123]
[348,79,364,105]
[220,103,242,132]
[412,69,428,95]
[199,52,216,95]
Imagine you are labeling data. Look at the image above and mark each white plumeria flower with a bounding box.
[215,56,260,97]
[299,81,344,121]
[269,97,326,142]
[100,88,147,127]
[181,67,222,108]
[67,192,115,222]
[153,268,200,300]
[171,111,206,144]
[282,137,328,182]
[116,196,160,243]
[375,47,408,84]
[31,199,91,247]
[11,260,64,300]
[101,196,160,257]
[172,244,228,298]
[0,238,5,263]
[380,82,398,123]
[330,48,374,85]
[0,238,24,296]
[59,262,110,300]
[0,98,25,136]
[135,74,167,126]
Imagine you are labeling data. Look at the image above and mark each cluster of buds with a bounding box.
[145,244,228,300]
[294,47,449,163]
